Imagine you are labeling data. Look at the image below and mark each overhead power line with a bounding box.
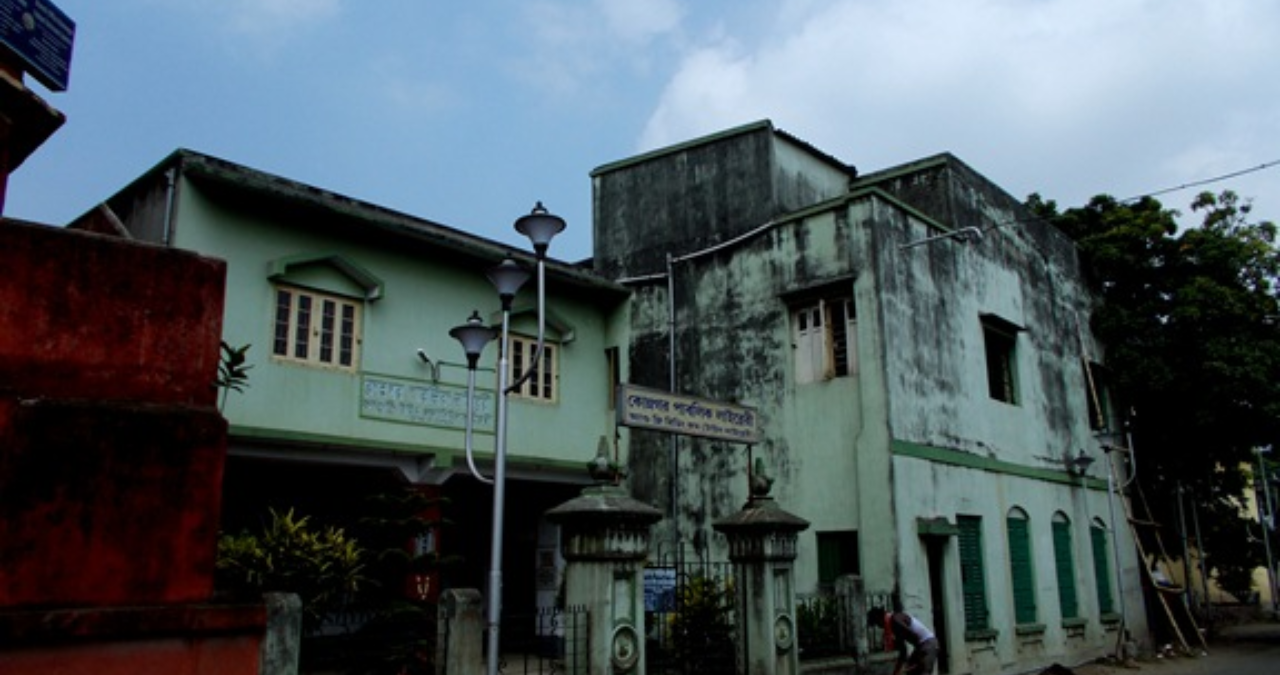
[1121,159,1280,204]
[901,158,1280,249]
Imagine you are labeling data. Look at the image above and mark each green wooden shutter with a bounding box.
[1091,524,1115,614]
[1007,517,1037,624]
[1052,521,1079,619]
[958,516,989,631]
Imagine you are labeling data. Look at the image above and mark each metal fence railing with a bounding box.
[864,589,898,655]
[499,605,590,675]
[796,591,855,659]
[645,560,739,675]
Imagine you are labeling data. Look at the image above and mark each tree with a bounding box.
[1029,190,1280,595]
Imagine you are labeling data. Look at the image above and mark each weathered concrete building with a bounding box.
[37,119,1148,674]
[592,120,1146,674]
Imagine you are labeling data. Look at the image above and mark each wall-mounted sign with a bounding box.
[617,383,760,444]
[0,0,74,92]
[361,375,496,431]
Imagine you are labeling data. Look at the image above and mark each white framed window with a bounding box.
[508,334,558,402]
[793,297,857,383]
[271,284,362,371]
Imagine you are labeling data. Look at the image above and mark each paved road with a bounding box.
[1073,622,1280,675]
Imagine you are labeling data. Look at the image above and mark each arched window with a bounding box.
[1006,508,1036,625]
[1051,512,1079,619]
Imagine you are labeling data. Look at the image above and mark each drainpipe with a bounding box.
[1191,499,1210,604]
[1257,450,1278,616]
[1103,448,1130,658]
[1176,482,1194,612]
[667,252,681,563]
[161,167,177,246]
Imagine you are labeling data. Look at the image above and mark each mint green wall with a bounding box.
[173,178,624,474]
[617,182,1143,668]
[859,185,1148,666]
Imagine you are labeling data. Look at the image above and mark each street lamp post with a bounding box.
[451,202,564,675]
[1257,448,1278,617]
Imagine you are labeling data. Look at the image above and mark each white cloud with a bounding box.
[514,0,687,95]
[596,0,684,45]
[641,0,1280,209]
[223,0,341,35]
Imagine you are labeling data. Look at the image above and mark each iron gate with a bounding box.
[645,560,740,675]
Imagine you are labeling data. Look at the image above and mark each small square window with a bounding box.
[817,530,860,590]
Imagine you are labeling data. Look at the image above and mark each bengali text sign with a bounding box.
[617,384,760,444]
[361,375,495,431]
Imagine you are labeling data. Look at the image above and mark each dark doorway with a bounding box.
[439,476,583,619]
[925,537,951,674]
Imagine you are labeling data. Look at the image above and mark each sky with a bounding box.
[7,0,1279,263]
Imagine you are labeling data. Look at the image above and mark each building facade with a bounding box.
[65,121,1148,674]
[592,121,1147,674]
[70,150,631,617]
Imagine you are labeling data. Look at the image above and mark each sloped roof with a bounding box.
[102,149,630,300]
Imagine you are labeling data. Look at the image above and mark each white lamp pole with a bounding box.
[451,203,564,675]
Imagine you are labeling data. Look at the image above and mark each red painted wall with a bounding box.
[0,636,264,675]
[0,220,224,407]
[0,220,229,608]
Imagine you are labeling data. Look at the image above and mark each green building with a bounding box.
[592,121,1146,674]
[70,149,631,618]
[69,120,1147,674]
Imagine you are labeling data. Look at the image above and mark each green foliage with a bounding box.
[1032,189,1280,582]
[214,341,253,410]
[307,488,457,675]
[797,595,842,659]
[665,574,737,669]
[215,507,365,634]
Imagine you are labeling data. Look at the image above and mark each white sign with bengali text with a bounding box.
[617,383,760,444]
[361,375,495,431]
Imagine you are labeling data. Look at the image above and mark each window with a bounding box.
[1052,513,1079,620]
[793,297,857,383]
[958,515,990,633]
[508,334,558,402]
[1090,520,1115,615]
[1007,509,1037,625]
[1083,361,1118,432]
[272,285,361,370]
[982,316,1019,404]
[606,346,620,410]
[817,530,860,590]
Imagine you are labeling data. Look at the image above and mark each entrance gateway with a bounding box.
[616,384,765,675]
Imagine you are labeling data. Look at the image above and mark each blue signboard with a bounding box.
[0,0,74,92]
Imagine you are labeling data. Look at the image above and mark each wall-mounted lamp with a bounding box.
[416,349,442,381]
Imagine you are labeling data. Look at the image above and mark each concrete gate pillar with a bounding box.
[546,457,662,675]
[713,476,810,675]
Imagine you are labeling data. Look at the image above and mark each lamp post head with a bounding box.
[1069,450,1096,476]
[486,255,531,310]
[513,201,565,259]
[449,310,496,369]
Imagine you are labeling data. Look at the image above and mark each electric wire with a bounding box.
[969,157,1280,241]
